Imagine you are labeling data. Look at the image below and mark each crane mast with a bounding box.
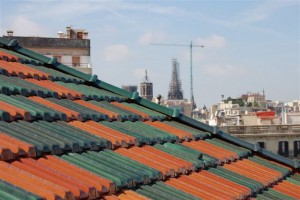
[151,41,204,106]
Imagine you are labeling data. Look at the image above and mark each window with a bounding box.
[294,141,300,157]
[72,56,80,67]
[147,85,152,95]
[278,141,289,157]
[258,142,265,149]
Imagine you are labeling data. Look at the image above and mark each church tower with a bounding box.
[140,70,153,101]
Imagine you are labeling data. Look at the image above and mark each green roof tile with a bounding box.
[0,180,43,200]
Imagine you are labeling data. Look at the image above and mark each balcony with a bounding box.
[219,124,300,135]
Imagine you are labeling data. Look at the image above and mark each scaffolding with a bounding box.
[168,59,183,100]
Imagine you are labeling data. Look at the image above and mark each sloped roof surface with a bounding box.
[0,37,299,200]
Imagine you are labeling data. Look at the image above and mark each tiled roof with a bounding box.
[0,36,299,200]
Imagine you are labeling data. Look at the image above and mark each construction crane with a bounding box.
[151,41,204,105]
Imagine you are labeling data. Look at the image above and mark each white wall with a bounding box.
[287,113,300,124]
[80,56,91,68]
[61,56,72,67]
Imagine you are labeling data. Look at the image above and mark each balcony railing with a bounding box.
[219,124,300,134]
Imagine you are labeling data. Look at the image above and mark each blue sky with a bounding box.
[1,0,299,107]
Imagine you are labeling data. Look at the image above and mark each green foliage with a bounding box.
[224,97,245,107]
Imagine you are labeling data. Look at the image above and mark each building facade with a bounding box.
[4,26,92,74]
[220,125,300,159]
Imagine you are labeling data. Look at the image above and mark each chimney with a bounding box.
[7,30,13,36]
[66,26,71,38]
[83,31,89,39]
[57,31,64,38]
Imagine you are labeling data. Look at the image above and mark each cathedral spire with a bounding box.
[168,58,183,100]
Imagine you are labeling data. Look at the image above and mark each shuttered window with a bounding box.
[294,141,300,157]
[278,141,289,157]
[258,142,265,149]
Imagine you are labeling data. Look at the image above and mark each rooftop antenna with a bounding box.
[145,69,148,82]
[151,41,204,107]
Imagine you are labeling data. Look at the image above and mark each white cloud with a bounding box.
[6,16,48,36]
[240,1,297,24]
[16,1,186,23]
[138,31,167,45]
[203,64,245,77]
[196,35,227,49]
[103,44,130,62]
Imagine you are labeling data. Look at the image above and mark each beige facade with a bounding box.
[246,92,267,108]
[235,133,299,157]
[220,125,300,158]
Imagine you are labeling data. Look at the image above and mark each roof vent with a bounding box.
[213,126,219,134]
[253,142,261,152]
[172,108,180,118]
[131,91,139,100]
[48,57,57,65]
[8,39,18,47]
[89,74,98,82]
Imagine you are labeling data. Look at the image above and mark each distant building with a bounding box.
[192,105,209,122]
[167,58,183,100]
[4,26,92,74]
[163,99,193,117]
[284,100,300,124]
[162,58,193,117]
[244,91,267,109]
[122,85,138,93]
[200,92,300,159]
[140,70,153,101]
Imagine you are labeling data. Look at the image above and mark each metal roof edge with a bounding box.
[136,97,174,116]
[177,115,214,133]
[94,79,133,99]
[260,148,300,169]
